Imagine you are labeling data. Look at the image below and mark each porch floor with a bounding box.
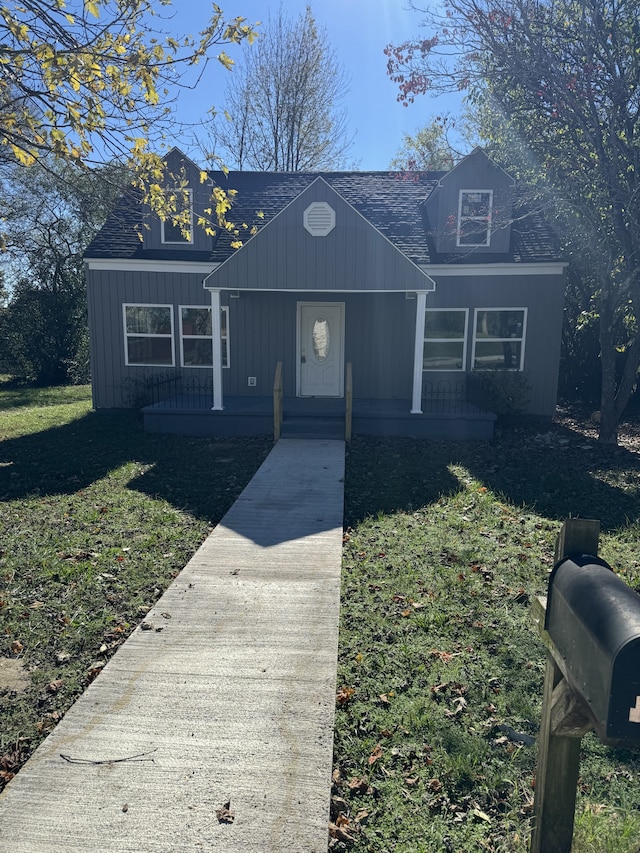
[0,439,345,852]
[142,395,496,440]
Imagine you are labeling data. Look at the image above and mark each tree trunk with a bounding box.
[598,292,619,445]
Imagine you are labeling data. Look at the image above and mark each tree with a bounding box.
[0,159,127,384]
[386,0,640,443]
[389,115,461,171]
[208,5,352,171]
[0,1,258,237]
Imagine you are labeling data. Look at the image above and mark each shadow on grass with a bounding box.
[345,423,640,532]
[0,410,272,524]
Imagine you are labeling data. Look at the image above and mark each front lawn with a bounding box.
[2,387,640,852]
[332,422,640,852]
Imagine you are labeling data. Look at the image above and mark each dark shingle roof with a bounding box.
[85,170,562,265]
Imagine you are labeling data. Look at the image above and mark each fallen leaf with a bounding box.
[349,776,370,794]
[46,679,64,694]
[216,800,235,823]
[368,743,383,766]
[10,640,23,655]
[336,685,356,706]
[472,807,492,822]
[329,820,356,843]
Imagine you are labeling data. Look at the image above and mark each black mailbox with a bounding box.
[546,554,640,746]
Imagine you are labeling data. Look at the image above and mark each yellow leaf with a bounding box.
[217,52,233,70]
[85,1,100,18]
[199,170,208,183]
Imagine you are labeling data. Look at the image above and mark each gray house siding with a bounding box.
[212,291,415,400]
[425,271,564,416]
[87,268,222,409]
[88,264,562,416]
[426,150,515,256]
[209,179,433,294]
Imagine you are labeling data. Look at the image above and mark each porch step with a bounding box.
[280,416,345,440]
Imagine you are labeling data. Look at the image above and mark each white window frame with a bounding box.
[472,307,527,371]
[123,303,175,367]
[423,308,468,372]
[161,188,194,245]
[179,305,230,369]
[457,189,493,248]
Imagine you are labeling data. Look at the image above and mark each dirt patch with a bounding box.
[0,658,30,693]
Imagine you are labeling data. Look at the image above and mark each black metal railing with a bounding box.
[125,372,214,410]
[422,379,467,413]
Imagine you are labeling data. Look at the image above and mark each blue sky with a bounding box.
[168,0,462,171]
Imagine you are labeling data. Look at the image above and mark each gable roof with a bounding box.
[205,176,436,292]
[438,146,516,187]
[85,161,562,267]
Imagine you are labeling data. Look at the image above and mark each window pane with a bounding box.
[474,341,522,370]
[181,307,212,336]
[126,306,171,335]
[425,310,466,339]
[424,341,464,370]
[183,338,213,367]
[312,318,330,362]
[461,192,491,217]
[476,310,524,339]
[127,337,173,365]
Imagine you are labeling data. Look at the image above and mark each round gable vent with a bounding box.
[304,202,335,237]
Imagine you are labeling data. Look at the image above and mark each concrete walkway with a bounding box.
[0,439,345,852]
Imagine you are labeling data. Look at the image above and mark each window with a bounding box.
[124,305,174,366]
[473,308,526,370]
[180,306,229,368]
[423,309,468,371]
[457,190,493,247]
[161,189,193,244]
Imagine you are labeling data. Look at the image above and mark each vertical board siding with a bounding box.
[427,273,564,416]
[87,269,219,408]
[211,180,432,294]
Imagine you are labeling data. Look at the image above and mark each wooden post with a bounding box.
[530,518,600,853]
[273,361,283,442]
[345,362,353,443]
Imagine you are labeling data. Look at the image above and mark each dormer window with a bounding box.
[161,189,193,245]
[457,190,493,247]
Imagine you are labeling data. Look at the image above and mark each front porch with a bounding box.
[141,376,496,441]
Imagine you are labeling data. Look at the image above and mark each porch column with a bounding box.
[210,288,224,411]
[411,291,427,414]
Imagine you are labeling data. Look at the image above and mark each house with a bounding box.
[84,147,565,440]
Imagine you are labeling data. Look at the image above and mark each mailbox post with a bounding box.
[531,518,640,852]
[529,518,598,853]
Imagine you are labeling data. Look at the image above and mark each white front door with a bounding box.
[298,302,345,397]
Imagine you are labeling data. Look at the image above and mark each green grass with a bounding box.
[0,384,272,786]
[3,387,640,852]
[332,432,640,853]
